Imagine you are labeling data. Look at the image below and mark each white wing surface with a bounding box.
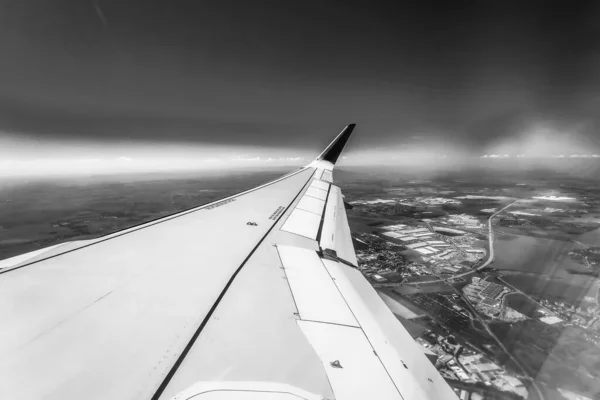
[0,124,457,400]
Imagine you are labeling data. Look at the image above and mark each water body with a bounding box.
[577,228,600,247]
[493,230,600,305]
[493,234,585,278]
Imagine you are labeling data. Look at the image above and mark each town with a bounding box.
[349,193,600,400]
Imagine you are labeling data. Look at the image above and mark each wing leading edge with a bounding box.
[0,124,456,400]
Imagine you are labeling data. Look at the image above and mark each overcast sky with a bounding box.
[1,0,599,174]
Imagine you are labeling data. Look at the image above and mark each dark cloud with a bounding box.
[0,0,599,152]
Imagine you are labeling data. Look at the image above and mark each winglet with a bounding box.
[315,124,356,164]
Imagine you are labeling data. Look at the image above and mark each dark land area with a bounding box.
[504,293,544,318]
[0,168,287,260]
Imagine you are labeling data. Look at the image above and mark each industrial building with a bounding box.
[382,231,404,239]
[399,236,418,242]
[443,266,460,273]
[413,232,434,238]
[421,246,438,253]
[400,228,430,234]
[407,242,428,249]
[381,224,406,231]
[433,226,466,235]
[439,252,457,260]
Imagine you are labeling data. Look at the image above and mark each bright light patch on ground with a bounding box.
[532,196,576,202]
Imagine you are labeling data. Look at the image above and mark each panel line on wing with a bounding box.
[295,195,326,216]
[315,184,332,244]
[304,187,328,201]
[298,319,360,329]
[310,179,330,191]
[150,170,317,400]
[280,209,322,239]
[280,178,331,240]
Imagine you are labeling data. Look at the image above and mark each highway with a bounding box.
[477,200,518,270]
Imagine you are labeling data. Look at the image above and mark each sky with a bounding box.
[1,1,600,176]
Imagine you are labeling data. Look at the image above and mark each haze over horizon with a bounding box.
[1,1,599,176]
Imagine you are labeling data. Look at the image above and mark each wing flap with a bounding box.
[321,259,458,399]
[304,186,328,201]
[296,320,402,400]
[280,208,322,239]
[320,185,358,266]
[277,245,358,327]
[295,195,326,215]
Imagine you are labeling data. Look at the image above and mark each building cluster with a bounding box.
[450,235,480,248]
[380,224,458,258]
[462,277,510,316]
[459,353,528,399]
[350,202,406,218]
[355,231,452,283]
[353,199,488,270]
[495,213,534,227]
[539,294,600,347]
[446,236,487,264]
[381,224,462,257]
[436,213,486,230]
[369,220,488,280]
[417,333,528,399]
[354,233,409,282]
[394,197,461,206]
[540,298,600,344]
[568,248,600,268]
[452,388,483,400]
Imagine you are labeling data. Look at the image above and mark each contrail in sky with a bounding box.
[93,0,109,28]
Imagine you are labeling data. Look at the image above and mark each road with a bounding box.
[572,239,590,249]
[477,200,517,270]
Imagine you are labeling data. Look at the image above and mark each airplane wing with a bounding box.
[0,124,457,400]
